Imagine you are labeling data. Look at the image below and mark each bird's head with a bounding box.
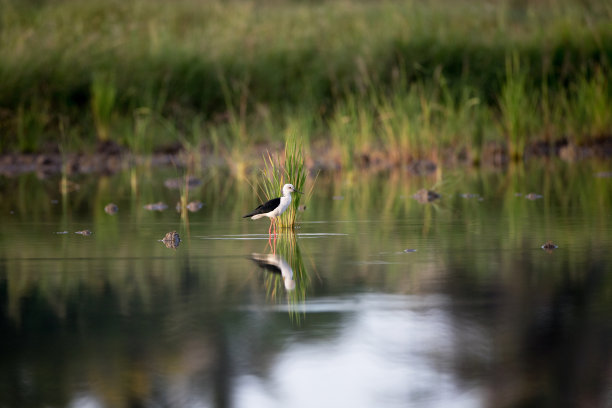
[283,184,302,195]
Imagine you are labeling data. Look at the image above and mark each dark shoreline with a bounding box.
[1,137,611,178]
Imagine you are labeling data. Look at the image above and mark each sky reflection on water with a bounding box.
[237,294,481,408]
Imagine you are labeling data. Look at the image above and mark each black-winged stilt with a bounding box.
[243,183,301,235]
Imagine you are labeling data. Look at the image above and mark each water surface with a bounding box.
[1,162,611,407]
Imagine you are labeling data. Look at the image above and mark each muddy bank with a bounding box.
[0,137,610,178]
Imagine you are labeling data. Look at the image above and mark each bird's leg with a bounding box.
[272,220,277,254]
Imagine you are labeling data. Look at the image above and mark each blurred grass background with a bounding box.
[0,0,611,163]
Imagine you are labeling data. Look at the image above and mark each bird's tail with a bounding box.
[243,211,266,219]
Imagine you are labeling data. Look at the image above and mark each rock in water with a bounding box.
[412,189,440,204]
[161,231,181,249]
[541,240,558,252]
[104,203,118,215]
[144,202,168,211]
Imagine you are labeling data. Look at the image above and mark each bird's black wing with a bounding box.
[242,197,281,218]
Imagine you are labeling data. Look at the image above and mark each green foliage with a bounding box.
[127,107,153,154]
[16,102,49,153]
[90,73,117,142]
[0,0,611,160]
[258,135,307,228]
[569,70,612,144]
[498,55,535,160]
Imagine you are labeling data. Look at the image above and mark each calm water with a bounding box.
[1,162,612,408]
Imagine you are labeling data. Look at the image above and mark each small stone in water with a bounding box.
[525,193,543,200]
[160,231,180,249]
[413,189,440,204]
[541,240,558,250]
[75,230,93,236]
[104,203,118,215]
[186,201,203,212]
[164,176,202,190]
[60,179,80,193]
[144,202,168,211]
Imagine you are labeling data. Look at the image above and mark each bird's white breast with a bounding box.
[271,194,291,217]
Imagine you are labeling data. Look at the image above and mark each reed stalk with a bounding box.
[499,55,535,160]
[90,73,117,142]
[258,135,307,228]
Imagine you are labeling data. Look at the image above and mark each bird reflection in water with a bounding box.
[250,253,296,291]
[248,231,310,321]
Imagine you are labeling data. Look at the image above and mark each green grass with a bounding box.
[257,135,307,228]
[499,55,536,160]
[0,0,611,164]
[569,70,612,144]
[90,73,117,142]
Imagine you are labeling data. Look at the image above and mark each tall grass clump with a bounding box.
[498,55,536,160]
[437,80,483,158]
[329,95,376,168]
[16,103,49,153]
[377,86,421,163]
[127,107,153,154]
[567,70,612,145]
[258,135,307,229]
[90,73,117,142]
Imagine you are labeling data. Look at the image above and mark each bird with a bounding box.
[243,183,301,236]
[250,253,295,291]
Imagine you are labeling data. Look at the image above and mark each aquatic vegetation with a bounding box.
[257,135,307,228]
